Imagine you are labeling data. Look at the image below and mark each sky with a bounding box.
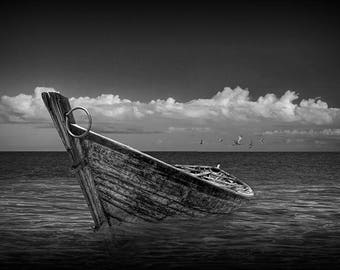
[0,1,339,151]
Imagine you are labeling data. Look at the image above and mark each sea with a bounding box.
[0,152,339,270]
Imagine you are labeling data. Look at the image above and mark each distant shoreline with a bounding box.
[0,150,339,153]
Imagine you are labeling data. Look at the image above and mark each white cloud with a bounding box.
[314,140,327,145]
[286,138,305,144]
[263,128,340,136]
[1,87,339,129]
[167,126,212,133]
[0,87,58,122]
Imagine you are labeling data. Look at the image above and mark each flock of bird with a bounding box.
[200,135,264,148]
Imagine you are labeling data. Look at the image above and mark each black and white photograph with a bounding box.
[0,1,339,269]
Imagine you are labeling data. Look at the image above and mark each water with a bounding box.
[0,152,339,269]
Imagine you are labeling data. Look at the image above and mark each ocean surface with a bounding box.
[0,152,339,270]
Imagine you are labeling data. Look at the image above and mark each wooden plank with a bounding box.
[41,92,107,229]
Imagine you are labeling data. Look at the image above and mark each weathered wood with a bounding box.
[42,92,254,229]
[71,124,251,224]
[41,92,107,229]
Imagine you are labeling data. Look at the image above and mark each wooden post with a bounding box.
[42,92,107,230]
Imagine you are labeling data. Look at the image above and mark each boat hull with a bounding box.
[42,92,252,228]
[76,126,248,224]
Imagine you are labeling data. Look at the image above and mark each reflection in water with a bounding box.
[0,152,339,269]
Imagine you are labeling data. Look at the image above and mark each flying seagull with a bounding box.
[259,137,264,144]
[232,135,243,146]
[200,139,204,145]
[218,138,224,143]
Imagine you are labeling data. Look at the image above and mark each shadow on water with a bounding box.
[0,152,339,269]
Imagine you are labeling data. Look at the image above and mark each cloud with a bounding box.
[93,126,164,134]
[263,128,340,136]
[167,126,212,133]
[286,138,305,144]
[314,140,327,145]
[1,87,339,130]
[0,87,58,122]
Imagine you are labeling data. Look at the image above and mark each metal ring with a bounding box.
[65,107,92,138]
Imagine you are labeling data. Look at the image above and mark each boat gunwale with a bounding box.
[70,123,254,199]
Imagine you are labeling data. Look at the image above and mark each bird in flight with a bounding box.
[232,135,243,146]
[218,138,224,143]
[200,139,204,145]
[259,137,264,144]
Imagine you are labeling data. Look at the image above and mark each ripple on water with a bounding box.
[0,152,339,269]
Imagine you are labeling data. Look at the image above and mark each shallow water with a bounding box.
[0,152,339,269]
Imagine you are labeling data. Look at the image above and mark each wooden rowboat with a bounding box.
[42,92,254,230]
